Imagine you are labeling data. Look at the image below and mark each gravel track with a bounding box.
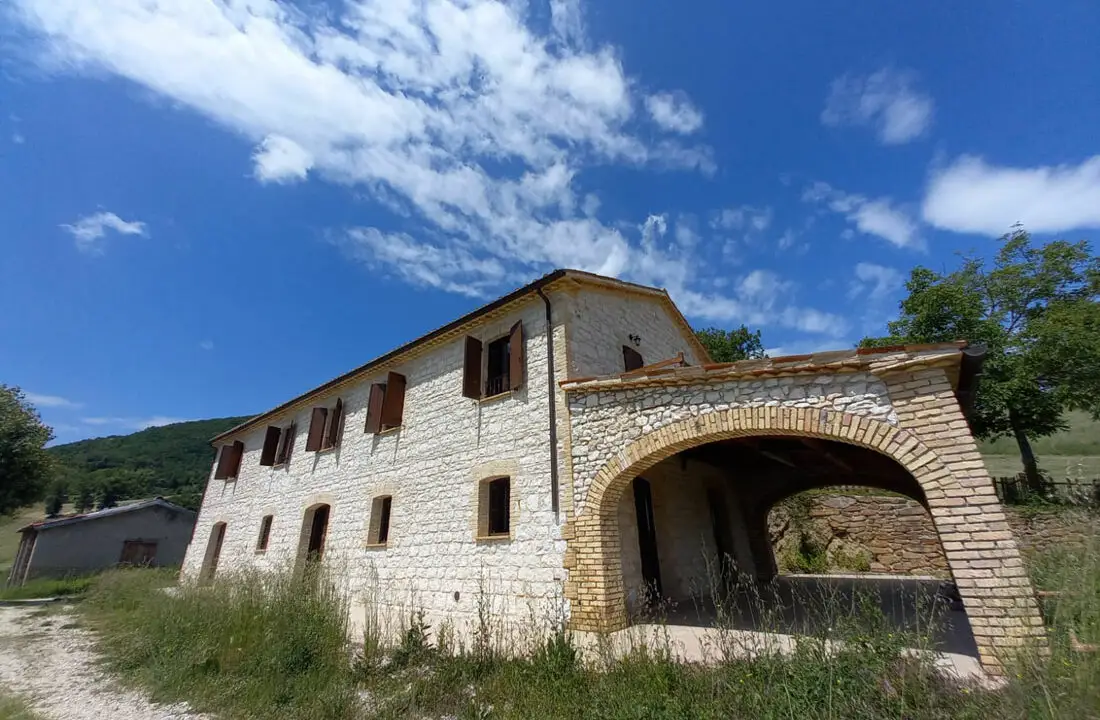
[0,605,210,720]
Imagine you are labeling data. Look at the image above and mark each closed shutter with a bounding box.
[283,423,296,464]
[623,346,644,371]
[227,441,244,478]
[365,383,385,434]
[463,336,483,399]
[260,426,281,466]
[508,321,524,391]
[306,407,328,451]
[324,398,344,449]
[214,445,233,479]
[380,372,407,428]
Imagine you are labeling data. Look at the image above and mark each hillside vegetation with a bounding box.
[47,416,250,510]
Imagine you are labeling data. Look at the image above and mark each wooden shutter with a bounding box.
[324,398,344,449]
[284,424,296,464]
[305,407,328,451]
[227,441,244,478]
[508,321,524,391]
[462,336,483,399]
[623,346,644,372]
[260,426,281,466]
[380,372,407,428]
[214,445,232,479]
[365,383,385,434]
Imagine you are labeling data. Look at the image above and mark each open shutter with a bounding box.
[380,372,407,428]
[324,399,344,449]
[283,423,297,464]
[365,383,385,434]
[214,445,232,479]
[623,346,644,372]
[306,407,328,451]
[227,441,244,478]
[508,321,524,391]
[462,336,483,399]
[260,426,281,466]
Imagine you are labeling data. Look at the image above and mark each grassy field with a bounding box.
[0,692,41,720]
[979,410,1100,479]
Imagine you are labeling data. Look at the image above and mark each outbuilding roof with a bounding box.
[18,497,196,534]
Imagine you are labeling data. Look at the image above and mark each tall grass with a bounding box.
[81,566,358,720]
[0,575,93,600]
[79,536,1100,720]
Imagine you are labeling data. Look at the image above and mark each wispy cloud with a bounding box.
[60,211,147,253]
[849,262,903,302]
[645,92,704,135]
[198,339,215,351]
[803,182,923,250]
[922,155,1100,237]
[822,68,933,145]
[25,392,81,409]
[81,416,188,430]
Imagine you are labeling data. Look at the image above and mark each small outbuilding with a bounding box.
[7,497,197,585]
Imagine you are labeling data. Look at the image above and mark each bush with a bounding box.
[81,566,357,720]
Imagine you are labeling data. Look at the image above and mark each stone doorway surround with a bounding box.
[558,342,1045,675]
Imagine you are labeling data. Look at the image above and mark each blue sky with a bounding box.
[2,1,1099,444]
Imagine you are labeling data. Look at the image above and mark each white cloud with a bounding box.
[25,392,81,409]
[822,68,933,145]
[12,133,24,144]
[81,416,188,430]
[803,182,923,250]
[60,211,147,253]
[850,262,903,302]
[253,134,313,183]
[645,92,704,134]
[712,205,773,233]
[14,0,722,297]
[922,155,1100,237]
[199,339,214,351]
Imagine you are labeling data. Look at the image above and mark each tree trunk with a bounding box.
[1009,410,1045,495]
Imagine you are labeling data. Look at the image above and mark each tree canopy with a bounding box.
[0,385,55,515]
[695,325,766,363]
[862,227,1100,492]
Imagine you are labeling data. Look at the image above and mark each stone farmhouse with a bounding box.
[182,269,1043,674]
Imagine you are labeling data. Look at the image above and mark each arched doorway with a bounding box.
[564,406,1044,674]
[199,522,227,584]
[297,504,331,569]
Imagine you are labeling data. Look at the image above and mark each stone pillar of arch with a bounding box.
[561,402,1045,675]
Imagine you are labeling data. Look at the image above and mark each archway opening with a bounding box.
[199,522,227,584]
[297,504,331,569]
[614,434,978,657]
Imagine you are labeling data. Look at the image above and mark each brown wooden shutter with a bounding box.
[325,398,344,449]
[260,426,281,466]
[623,346,644,372]
[508,321,524,391]
[380,372,407,428]
[284,423,296,464]
[462,336,482,399]
[306,407,328,451]
[227,441,244,478]
[365,383,385,434]
[213,445,232,479]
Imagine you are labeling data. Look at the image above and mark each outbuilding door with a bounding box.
[119,540,158,566]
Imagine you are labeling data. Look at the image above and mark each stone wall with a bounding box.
[769,494,949,577]
[1005,507,1100,559]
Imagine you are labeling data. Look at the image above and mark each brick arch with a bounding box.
[563,405,1044,675]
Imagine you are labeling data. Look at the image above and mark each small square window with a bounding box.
[257,515,273,552]
[368,496,392,546]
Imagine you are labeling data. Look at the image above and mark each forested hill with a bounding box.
[48,416,251,509]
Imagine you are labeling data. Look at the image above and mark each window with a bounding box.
[275,424,296,465]
[623,345,644,372]
[306,398,345,451]
[214,441,244,480]
[368,495,392,545]
[256,515,273,552]
[462,321,524,399]
[478,477,511,538]
[364,372,407,433]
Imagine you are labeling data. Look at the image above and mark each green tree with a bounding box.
[73,478,97,513]
[695,325,766,363]
[863,227,1100,493]
[0,385,55,515]
[44,478,68,517]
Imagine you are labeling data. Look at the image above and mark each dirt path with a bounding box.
[0,604,210,720]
